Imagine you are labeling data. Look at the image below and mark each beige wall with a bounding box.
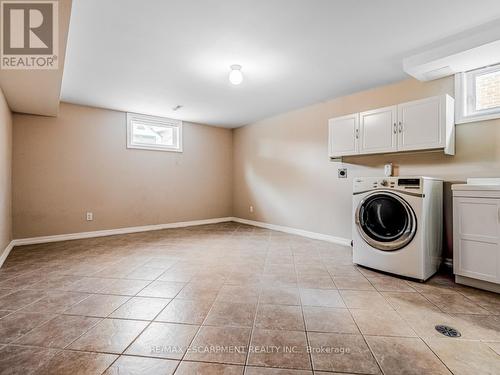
[13,103,233,238]
[0,88,12,253]
[233,77,500,259]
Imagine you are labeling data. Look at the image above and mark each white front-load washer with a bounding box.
[352,177,443,281]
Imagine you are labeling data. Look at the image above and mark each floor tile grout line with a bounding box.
[338,284,385,375]
[294,251,315,372]
[99,268,196,374]
[243,238,268,368]
[170,222,245,373]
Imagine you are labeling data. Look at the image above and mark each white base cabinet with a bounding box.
[452,181,500,292]
[328,94,455,158]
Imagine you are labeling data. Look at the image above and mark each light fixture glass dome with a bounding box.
[229,64,243,85]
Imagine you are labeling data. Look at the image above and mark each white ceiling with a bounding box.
[61,0,500,128]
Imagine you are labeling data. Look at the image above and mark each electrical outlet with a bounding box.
[86,212,93,221]
[249,205,254,213]
[338,168,347,178]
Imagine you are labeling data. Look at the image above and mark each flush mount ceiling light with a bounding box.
[229,64,243,85]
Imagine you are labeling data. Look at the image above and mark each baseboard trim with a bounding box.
[12,217,234,247]
[232,217,351,246]
[0,240,15,268]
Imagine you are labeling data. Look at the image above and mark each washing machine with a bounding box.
[352,176,443,281]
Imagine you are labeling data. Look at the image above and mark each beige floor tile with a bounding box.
[126,267,166,281]
[255,304,304,331]
[137,281,186,299]
[205,301,257,328]
[397,310,464,339]
[64,294,129,317]
[300,288,345,308]
[486,341,500,355]
[62,277,111,293]
[450,313,500,341]
[369,276,416,292]
[245,367,313,374]
[350,308,416,337]
[185,325,251,365]
[99,279,151,296]
[333,276,375,291]
[303,306,358,334]
[110,297,171,320]
[424,292,490,314]
[0,289,46,310]
[176,283,220,300]
[175,361,244,374]
[248,328,311,370]
[0,345,59,374]
[69,318,148,354]
[340,290,392,310]
[425,338,500,375]
[458,288,500,315]
[16,314,100,348]
[103,355,178,375]
[0,311,56,343]
[297,275,336,289]
[19,290,90,313]
[216,285,260,304]
[259,286,300,305]
[156,298,213,324]
[382,291,440,313]
[40,349,118,375]
[126,322,199,359]
[366,336,451,375]
[308,332,379,374]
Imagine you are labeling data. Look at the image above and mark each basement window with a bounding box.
[455,64,500,124]
[127,113,182,152]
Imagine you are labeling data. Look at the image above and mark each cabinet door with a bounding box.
[454,197,500,283]
[359,106,397,154]
[397,96,444,151]
[328,113,359,157]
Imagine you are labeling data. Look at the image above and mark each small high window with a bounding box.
[455,64,500,124]
[127,113,182,152]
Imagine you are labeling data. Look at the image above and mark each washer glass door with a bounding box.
[356,192,416,251]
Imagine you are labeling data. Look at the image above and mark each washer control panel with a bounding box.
[353,177,423,194]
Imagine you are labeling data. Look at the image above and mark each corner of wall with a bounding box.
[0,86,13,267]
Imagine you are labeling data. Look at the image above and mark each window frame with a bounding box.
[126,112,183,153]
[455,64,500,124]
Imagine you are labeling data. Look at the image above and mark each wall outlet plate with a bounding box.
[338,168,347,178]
[86,212,93,221]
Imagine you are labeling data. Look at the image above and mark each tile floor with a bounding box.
[0,222,498,374]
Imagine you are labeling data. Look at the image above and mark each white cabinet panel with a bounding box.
[327,94,454,158]
[454,197,500,283]
[359,106,397,154]
[398,96,443,151]
[328,113,359,157]
[459,240,498,281]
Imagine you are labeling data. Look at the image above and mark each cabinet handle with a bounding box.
[355,128,359,139]
[393,123,397,134]
[398,121,403,133]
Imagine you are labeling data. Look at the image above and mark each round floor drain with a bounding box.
[435,325,461,337]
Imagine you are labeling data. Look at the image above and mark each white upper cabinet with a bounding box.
[328,113,359,157]
[359,106,397,154]
[398,96,443,151]
[327,94,455,158]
